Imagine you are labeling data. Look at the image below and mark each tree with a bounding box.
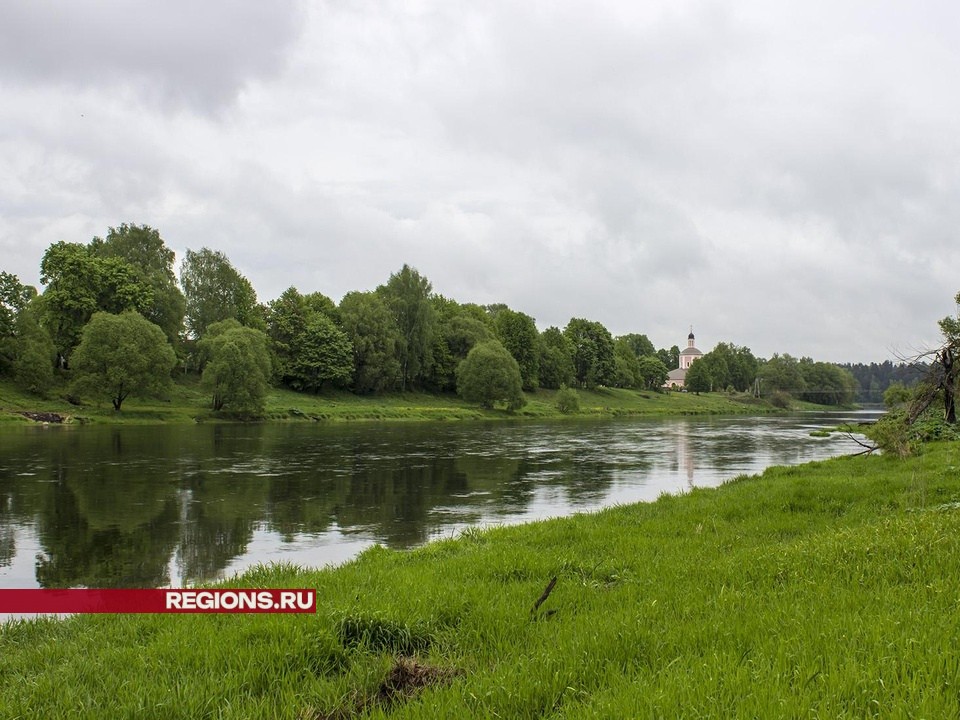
[538,327,575,389]
[684,358,712,395]
[612,339,642,388]
[377,264,436,391]
[618,333,656,358]
[71,312,176,411]
[39,242,153,364]
[89,224,186,343]
[339,291,402,394]
[286,313,353,392]
[938,292,960,423]
[199,321,272,414]
[637,355,669,391]
[426,297,495,392]
[1,271,36,375]
[758,354,806,397]
[12,300,56,396]
[456,340,525,410]
[494,308,540,391]
[180,248,260,339]
[564,318,615,388]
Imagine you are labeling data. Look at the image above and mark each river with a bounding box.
[0,411,879,589]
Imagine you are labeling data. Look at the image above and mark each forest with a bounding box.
[1,224,882,414]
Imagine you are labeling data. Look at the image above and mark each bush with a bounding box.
[769,390,792,409]
[555,385,580,414]
[456,340,525,411]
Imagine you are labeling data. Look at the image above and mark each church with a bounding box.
[664,328,703,389]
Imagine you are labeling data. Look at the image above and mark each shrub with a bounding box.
[555,385,580,414]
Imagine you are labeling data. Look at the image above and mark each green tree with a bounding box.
[180,248,260,339]
[199,321,272,414]
[338,291,402,394]
[618,333,656,358]
[637,355,669,391]
[377,264,436,391]
[684,358,712,395]
[456,340,525,410]
[537,327,575,389]
[39,242,153,364]
[884,382,912,409]
[12,300,56,396]
[494,308,540,391]
[0,271,36,375]
[938,292,960,423]
[89,224,186,343]
[71,311,176,411]
[564,318,615,388]
[612,338,642,388]
[427,297,495,392]
[287,313,353,392]
[758,354,806,397]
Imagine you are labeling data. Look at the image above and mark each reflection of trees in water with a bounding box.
[34,472,179,588]
[174,471,268,583]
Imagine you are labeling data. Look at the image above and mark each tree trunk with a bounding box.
[944,346,957,424]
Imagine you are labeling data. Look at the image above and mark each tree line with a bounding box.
[1,223,861,413]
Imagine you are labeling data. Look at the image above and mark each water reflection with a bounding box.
[0,412,879,588]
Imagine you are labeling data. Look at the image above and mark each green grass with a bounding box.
[3,443,959,717]
[0,376,779,426]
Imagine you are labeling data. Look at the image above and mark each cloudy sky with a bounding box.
[2,1,959,362]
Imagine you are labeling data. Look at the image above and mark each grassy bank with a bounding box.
[2,442,958,717]
[0,375,778,426]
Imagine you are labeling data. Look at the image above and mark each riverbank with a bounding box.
[2,441,957,717]
[0,375,783,425]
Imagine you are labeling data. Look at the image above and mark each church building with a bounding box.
[665,328,703,389]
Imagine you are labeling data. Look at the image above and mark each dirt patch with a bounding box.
[309,657,463,719]
[18,412,66,423]
[376,657,463,703]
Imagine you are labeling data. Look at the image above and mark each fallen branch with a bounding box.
[531,576,557,616]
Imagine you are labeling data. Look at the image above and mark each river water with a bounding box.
[0,411,879,589]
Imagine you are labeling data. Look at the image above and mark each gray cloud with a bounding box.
[0,1,304,112]
[2,0,959,362]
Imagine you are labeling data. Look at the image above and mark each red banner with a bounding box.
[0,589,316,614]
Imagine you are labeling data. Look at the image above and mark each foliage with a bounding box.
[286,313,353,393]
[564,318,615,389]
[538,327,575,389]
[12,301,56,397]
[89,224,186,343]
[883,382,912,408]
[758,353,806,396]
[377,264,436,391]
[637,355,669,390]
[554,385,580,414]
[427,297,495,392]
[699,342,758,392]
[683,357,712,395]
[797,359,857,406]
[837,360,925,403]
[39,242,153,364]
[339,291,402,394]
[199,321,272,414]
[180,248,260,339]
[612,338,642,388]
[456,340,525,410]
[71,312,176,411]
[266,287,346,390]
[768,390,792,409]
[617,333,656,358]
[494,308,540,391]
[0,270,37,376]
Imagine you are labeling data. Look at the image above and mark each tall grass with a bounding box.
[5,444,957,717]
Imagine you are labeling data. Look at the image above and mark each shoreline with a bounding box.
[1,439,954,716]
[0,377,848,427]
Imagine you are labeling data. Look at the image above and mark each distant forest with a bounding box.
[837,361,926,404]
[0,223,919,412]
